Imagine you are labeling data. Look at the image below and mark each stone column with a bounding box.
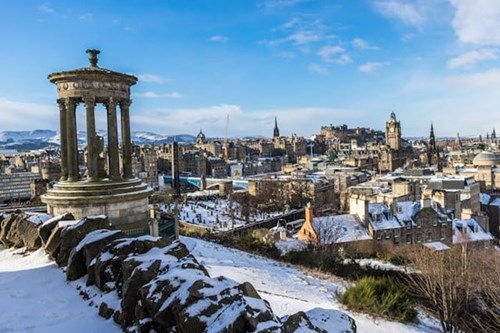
[120,99,133,179]
[57,99,68,181]
[65,98,79,182]
[106,97,120,180]
[84,96,98,182]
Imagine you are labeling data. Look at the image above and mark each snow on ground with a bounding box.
[161,199,282,231]
[183,236,442,333]
[1,236,441,333]
[0,245,121,333]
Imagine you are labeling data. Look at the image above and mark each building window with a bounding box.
[406,234,411,244]
[416,233,422,243]
[427,232,432,241]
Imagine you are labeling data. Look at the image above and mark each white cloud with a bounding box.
[131,104,360,137]
[261,17,328,47]
[39,3,55,14]
[209,35,230,43]
[318,46,352,64]
[372,0,426,29]
[352,38,379,50]
[308,63,328,75]
[263,0,304,9]
[288,31,321,45]
[0,98,57,131]
[445,68,500,87]
[449,0,500,45]
[358,61,388,73]
[79,13,93,21]
[447,49,498,69]
[134,91,182,99]
[136,74,166,84]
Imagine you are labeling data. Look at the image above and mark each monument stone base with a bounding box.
[41,178,152,235]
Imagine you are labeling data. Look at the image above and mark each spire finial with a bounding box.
[86,49,100,67]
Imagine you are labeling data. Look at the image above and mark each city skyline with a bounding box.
[1,0,500,138]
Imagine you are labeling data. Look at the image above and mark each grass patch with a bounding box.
[340,276,417,323]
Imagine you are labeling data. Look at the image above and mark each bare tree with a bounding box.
[405,244,499,333]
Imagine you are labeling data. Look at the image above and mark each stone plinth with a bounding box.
[41,178,152,234]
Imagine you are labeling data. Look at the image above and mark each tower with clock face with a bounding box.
[385,112,401,151]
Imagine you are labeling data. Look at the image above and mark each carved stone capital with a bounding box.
[83,95,96,108]
[119,99,132,109]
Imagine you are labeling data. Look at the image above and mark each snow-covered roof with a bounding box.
[480,193,491,205]
[368,203,403,230]
[490,198,500,207]
[453,219,494,244]
[394,201,419,224]
[312,215,371,243]
[423,241,450,251]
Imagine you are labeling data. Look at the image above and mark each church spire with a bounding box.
[273,116,280,138]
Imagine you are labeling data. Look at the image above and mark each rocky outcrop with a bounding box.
[1,211,357,333]
[0,212,52,250]
[56,215,111,267]
[66,229,126,281]
[38,213,74,247]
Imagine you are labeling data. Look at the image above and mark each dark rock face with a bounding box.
[0,214,19,248]
[90,236,171,291]
[66,229,126,281]
[38,213,74,246]
[44,222,65,261]
[0,213,51,250]
[282,312,324,332]
[56,215,111,267]
[11,215,42,250]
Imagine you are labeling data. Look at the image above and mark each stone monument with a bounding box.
[41,49,152,234]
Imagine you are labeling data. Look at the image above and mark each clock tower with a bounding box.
[385,112,401,151]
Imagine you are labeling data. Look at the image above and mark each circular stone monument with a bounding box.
[41,50,152,234]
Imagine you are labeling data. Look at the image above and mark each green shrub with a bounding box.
[340,276,417,323]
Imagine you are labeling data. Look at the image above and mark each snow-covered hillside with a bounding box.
[183,237,442,333]
[0,129,196,150]
[0,237,441,333]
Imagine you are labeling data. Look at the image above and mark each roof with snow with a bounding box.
[452,219,494,244]
[423,241,451,251]
[311,215,371,243]
[368,203,404,230]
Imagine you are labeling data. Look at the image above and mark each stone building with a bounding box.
[0,170,40,203]
[379,112,406,172]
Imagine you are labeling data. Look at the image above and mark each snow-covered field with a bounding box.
[182,237,442,333]
[162,199,282,231]
[0,246,121,333]
[0,238,441,333]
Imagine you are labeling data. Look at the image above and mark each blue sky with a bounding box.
[0,0,499,138]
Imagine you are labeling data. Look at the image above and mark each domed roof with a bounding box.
[472,151,500,167]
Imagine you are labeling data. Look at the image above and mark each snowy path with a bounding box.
[183,237,442,333]
[0,246,121,333]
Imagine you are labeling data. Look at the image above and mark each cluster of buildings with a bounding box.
[1,98,499,251]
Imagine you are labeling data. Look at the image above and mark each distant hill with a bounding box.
[0,129,196,151]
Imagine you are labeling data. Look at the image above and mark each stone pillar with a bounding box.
[84,96,98,182]
[57,99,68,181]
[120,99,133,179]
[65,98,79,182]
[106,97,121,180]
